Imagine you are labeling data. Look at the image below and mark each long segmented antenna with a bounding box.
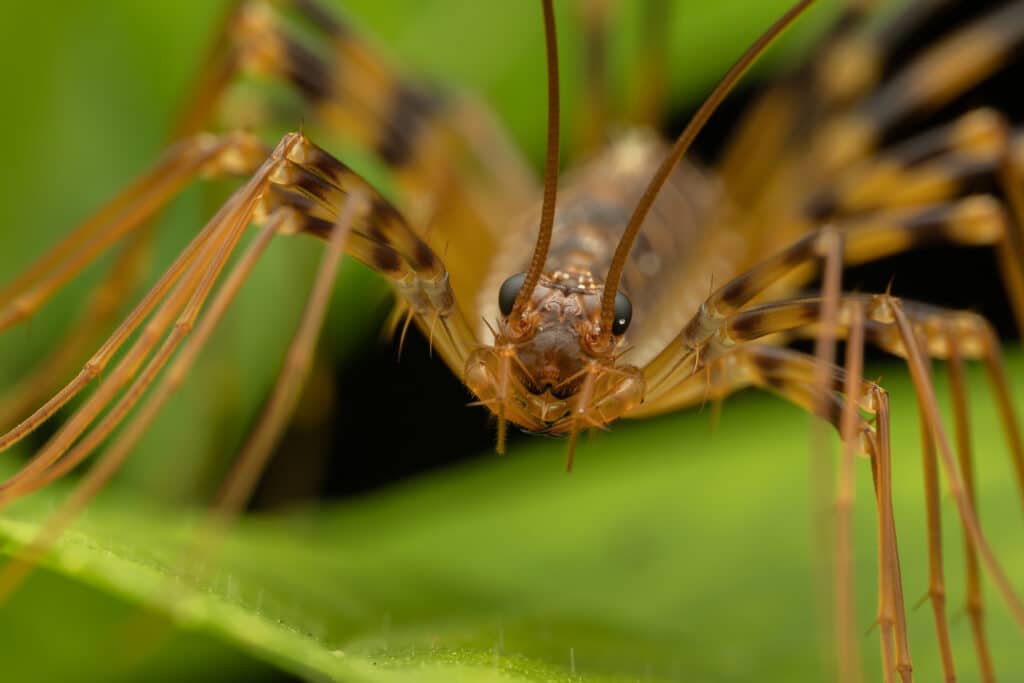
[597,0,817,347]
[510,0,561,321]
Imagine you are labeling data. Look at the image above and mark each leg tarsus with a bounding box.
[887,298,1024,631]
[946,331,998,682]
[835,299,865,683]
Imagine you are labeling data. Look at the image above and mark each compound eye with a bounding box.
[498,272,527,316]
[612,291,633,335]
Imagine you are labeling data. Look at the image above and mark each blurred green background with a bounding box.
[0,1,1021,682]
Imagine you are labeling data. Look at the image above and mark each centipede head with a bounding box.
[465,268,645,460]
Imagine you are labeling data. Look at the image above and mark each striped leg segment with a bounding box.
[640,195,1011,399]
[812,3,1024,172]
[0,131,479,599]
[0,136,297,500]
[803,108,1012,220]
[801,107,1024,335]
[720,295,1024,510]
[722,5,1024,308]
[718,0,951,215]
[0,132,476,503]
[216,0,536,307]
[679,1,1024,678]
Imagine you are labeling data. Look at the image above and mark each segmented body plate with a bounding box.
[479,131,746,365]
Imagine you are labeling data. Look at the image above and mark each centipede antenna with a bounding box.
[598,0,817,346]
[510,0,561,320]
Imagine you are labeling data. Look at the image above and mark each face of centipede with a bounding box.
[2,1,1024,681]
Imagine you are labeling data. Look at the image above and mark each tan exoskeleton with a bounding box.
[1,1,1024,681]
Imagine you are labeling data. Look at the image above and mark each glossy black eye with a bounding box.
[498,272,527,316]
[612,291,632,335]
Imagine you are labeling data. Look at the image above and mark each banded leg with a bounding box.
[705,294,1024,515]
[717,0,937,211]
[641,195,1011,398]
[644,292,1024,678]
[800,107,1024,333]
[0,137,298,499]
[0,194,361,603]
[633,190,1024,671]
[724,3,1024,280]
[0,132,477,503]
[811,2,1024,173]
[219,0,536,307]
[706,294,1024,512]
[803,108,1012,220]
[672,343,911,682]
[733,109,1024,340]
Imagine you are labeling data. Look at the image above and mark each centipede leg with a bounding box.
[641,194,1011,400]
[945,330,996,683]
[836,299,865,683]
[803,107,1024,338]
[0,135,306,502]
[812,4,1024,172]
[913,350,957,682]
[0,133,267,451]
[811,225,844,679]
[0,230,150,433]
[872,388,912,683]
[692,345,912,681]
[646,285,1024,677]
[999,135,1024,336]
[210,193,358,522]
[0,210,287,603]
[887,300,1024,631]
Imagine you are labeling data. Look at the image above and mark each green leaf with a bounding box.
[2,352,1023,682]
